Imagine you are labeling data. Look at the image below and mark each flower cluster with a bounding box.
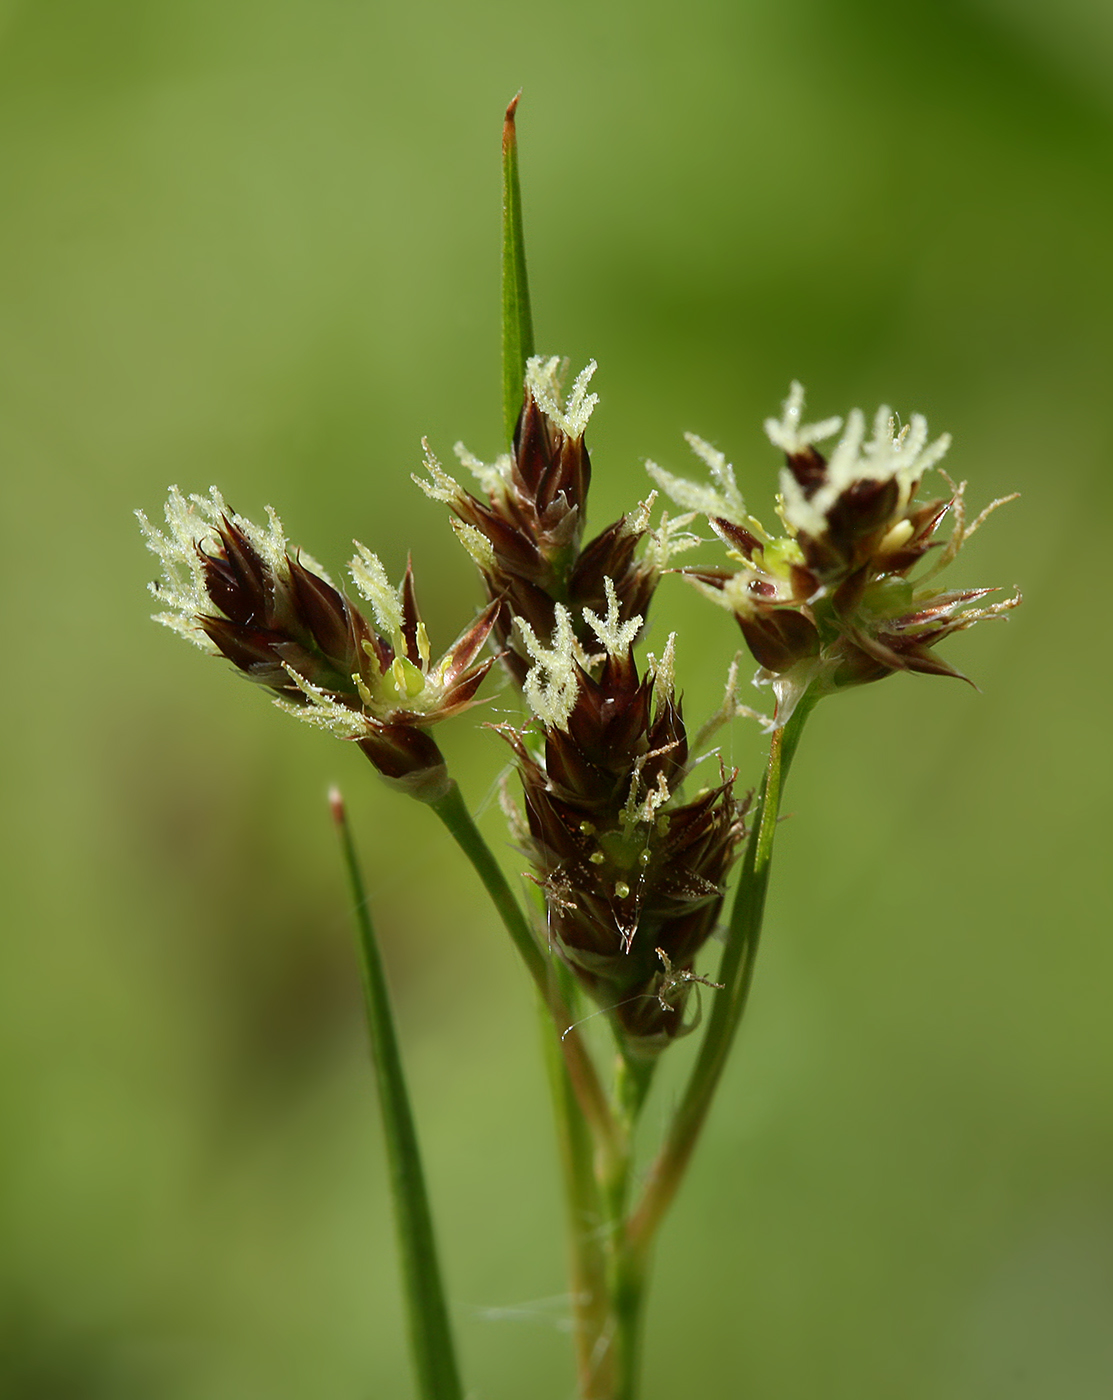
[417,356,693,685]
[418,359,744,1053]
[139,366,1018,1056]
[498,584,744,1054]
[138,487,500,799]
[650,383,1020,724]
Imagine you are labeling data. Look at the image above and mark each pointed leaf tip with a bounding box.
[504,90,521,142]
[501,91,534,450]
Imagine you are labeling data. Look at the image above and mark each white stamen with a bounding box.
[647,432,747,525]
[763,381,843,456]
[453,441,513,498]
[525,356,599,440]
[646,633,678,700]
[412,439,463,505]
[137,486,304,650]
[349,544,404,641]
[583,577,642,658]
[516,606,581,730]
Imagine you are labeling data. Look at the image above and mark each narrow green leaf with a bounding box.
[330,788,464,1400]
[501,91,535,450]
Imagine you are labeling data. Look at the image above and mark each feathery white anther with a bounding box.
[635,771,672,825]
[450,519,497,570]
[622,491,657,538]
[413,439,464,505]
[583,577,642,659]
[525,356,599,441]
[643,511,702,572]
[621,755,675,827]
[349,544,404,642]
[763,381,843,456]
[516,606,581,730]
[275,668,370,739]
[138,486,310,650]
[647,434,748,525]
[453,441,513,499]
[647,633,678,701]
[775,385,952,540]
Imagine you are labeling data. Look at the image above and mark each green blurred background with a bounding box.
[2,0,1111,1395]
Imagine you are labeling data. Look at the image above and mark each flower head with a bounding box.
[652,384,1020,725]
[497,584,746,1057]
[138,487,500,798]
[418,357,696,684]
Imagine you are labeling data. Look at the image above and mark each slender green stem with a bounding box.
[501,92,535,449]
[538,983,613,1398]
[600,1054,654,1400]
[627,693,818,1251]
[428,781,621,1165]
[430,781,547,987]
[608,1244,646,1400]
[329,788,464,1400]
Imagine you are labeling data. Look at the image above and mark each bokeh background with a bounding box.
[3,0,1111,1396]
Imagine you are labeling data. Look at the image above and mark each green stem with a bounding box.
[627,693,817,1251]
[609,1244,646,1400]
[601,1053,654,1400]
[501,92,535,449]
[329,789,464,1400]
[538,983,613,1399]
[428,781,621,1167]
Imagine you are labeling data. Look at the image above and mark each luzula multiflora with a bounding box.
[140,364,1017,1053]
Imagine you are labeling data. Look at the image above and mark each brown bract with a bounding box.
[438,378,657,681]
[691,455,1017,702]
[195,514,500,791]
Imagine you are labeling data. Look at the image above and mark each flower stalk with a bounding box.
[538,984,614,1398]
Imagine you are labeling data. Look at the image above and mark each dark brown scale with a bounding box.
[500,658,745,1055]
[435,377,659,672]
[190,514,499,789]
[286,556,360,669]
[784,444,828,497]
[199,519,269,626]
[738,608,821,673]
[711,516,761,559]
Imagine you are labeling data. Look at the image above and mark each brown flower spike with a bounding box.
[417,357,688,685]
[499,586,746,1056]
[138,487,500,799]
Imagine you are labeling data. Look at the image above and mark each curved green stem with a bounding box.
[627,693,817,1251]
[428,781,621,1166]
[330,789,464,1400]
